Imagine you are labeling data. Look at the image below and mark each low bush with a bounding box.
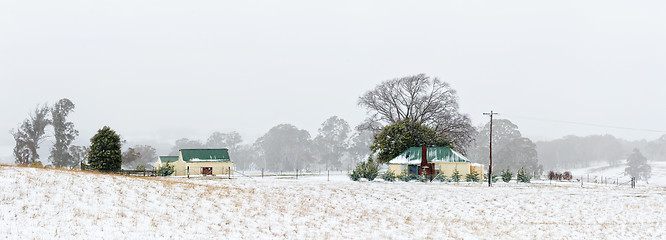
[381,170,396,182]
[562,171,573,181]
[433,173,449,182]
[501,169,513,183]
[397,172,416,182]
[349,158,379,181]
[465,170,480,182]
[517,167,531,183]
[157,162,174,176]
[451,168,461,183]
[485,173,498,183]
[349,169,361,181]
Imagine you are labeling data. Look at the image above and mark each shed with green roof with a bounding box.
[154,148,234,176]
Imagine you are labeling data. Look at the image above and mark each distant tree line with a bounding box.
[536,134,666,170]
[168,116,373,172]
[467,119,542,176]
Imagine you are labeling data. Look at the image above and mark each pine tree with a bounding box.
[349,156,379,181]
[517,167,531,183]
[88,126,122,172]
[157,162,175,176]
[465,171,479,182]
[501,169,513,183]
[625,148,651,182]
[451,168,461,182]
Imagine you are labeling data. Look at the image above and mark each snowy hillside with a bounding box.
[1,166,665,239]
[568,161,666,186]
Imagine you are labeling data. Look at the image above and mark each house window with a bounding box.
[401,165,407,171]
[201,167,213,176]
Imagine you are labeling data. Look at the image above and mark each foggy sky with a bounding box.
[2,0,665,163]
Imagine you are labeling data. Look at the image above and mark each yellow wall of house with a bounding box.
[154,159,234,176]
[388,164,404,175]
[436,162,471,177]
[172,161,234,176]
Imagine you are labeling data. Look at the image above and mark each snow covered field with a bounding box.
[568,161,666,186]
[1,166,665,239]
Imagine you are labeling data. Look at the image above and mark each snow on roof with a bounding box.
[188,158,228,162]
[388,147,471,164]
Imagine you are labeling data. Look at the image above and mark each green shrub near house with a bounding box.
[433,173,449,182]
[465,170,480,182]
[397,172,416,182]
[349,157,379,181]
[451,168,461,182]
[381,170,396,182]
[157,162,175,176]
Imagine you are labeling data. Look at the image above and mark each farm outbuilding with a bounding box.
[154,149,233,176]
[388,146,483,178]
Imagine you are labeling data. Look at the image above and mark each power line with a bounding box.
[502,114,666,133]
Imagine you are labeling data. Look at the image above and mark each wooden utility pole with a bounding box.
[483,110,499,187]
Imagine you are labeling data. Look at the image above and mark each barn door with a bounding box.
[201,167,213,175]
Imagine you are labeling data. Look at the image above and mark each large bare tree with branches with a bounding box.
[11,104,52,165]
[358,74,476,154]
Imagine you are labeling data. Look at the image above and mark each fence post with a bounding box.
[228,167,231,179]
[187,166,190,179]
[328,170,330,182]
[296,169,298,179]
[261,168,264,178]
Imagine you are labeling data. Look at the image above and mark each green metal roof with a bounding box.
[159,156,179,163]
[180,149,231,162]
[388,146,470,164]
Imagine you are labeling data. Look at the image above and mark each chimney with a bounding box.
[421,146,428,167]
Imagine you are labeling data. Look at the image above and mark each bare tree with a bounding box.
[12,104,51,165]
[358,74,476,154]
[69,145,90,168]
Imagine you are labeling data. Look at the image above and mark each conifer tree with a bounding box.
[451,168,461,182]
[501,169,513,183]
[625,148,651,182]
[88,126,122,172]
[465,170,480,182]
[517,167,531,183]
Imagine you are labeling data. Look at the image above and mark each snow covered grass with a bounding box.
[568,161,666,186]
[1,165,665,239]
